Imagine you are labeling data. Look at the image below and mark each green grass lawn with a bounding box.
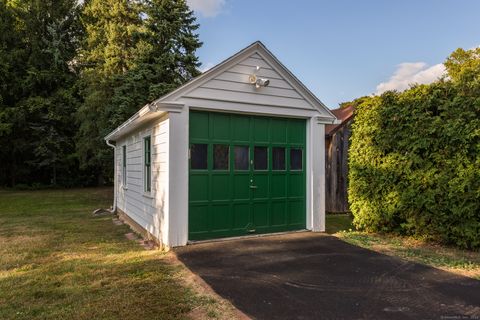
[2,190,478,320]
[0,188,228,320]
[326,214,480,280]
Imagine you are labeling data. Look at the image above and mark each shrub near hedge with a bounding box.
[348,75,480,249]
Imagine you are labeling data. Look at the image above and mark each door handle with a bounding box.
[249,185,258,189]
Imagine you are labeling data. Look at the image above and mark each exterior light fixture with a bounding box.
[249,66,270,88]
[255,78,270,88]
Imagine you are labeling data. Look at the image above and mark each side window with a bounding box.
[290,148,303,170]
[144,136,151,192]
[272,147,285,170]
[254,146,268,170]
[190,144,207,169]
[122,145,127,186]
[213,144,229,170]
[234,146,249,170]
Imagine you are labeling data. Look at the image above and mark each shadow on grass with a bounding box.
[0,249,209,320]
[0,188,213,320]
[337,232,480,280]
[325,213,354,234]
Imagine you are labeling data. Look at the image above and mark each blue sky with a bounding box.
[186,0,480,108]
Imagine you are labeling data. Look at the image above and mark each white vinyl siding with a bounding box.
[115,114,169,243]
[184,53,313,110]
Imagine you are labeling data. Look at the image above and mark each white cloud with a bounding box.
[376,62,446,95]
[200,62,215,73]
[187,0,226,18]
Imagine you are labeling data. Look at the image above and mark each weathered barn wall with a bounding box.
[325,118,352,213]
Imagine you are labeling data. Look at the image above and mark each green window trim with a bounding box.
[122,145,127,186]
[144,136,151,192]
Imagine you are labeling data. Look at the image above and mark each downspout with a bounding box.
[105,139,117,213]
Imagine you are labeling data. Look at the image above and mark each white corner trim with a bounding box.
[167,108,189,247]
[310,121,325,232]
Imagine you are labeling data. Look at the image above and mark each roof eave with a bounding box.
[104,102,184,141]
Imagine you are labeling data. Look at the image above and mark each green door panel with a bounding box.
[189,111,306,240]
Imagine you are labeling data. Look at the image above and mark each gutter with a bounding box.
[316,115,341,125]
[104,109,143,141]
[104,101,184,141]
[105,139,117,213]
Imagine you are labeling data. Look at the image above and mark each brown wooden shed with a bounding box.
[325,105,354,213]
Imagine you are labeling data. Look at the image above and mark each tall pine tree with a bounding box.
[0,0,82,186]
[76,0,144,184]
[107,0,202,128]
[77,0,201,184]
[0,1,21,185]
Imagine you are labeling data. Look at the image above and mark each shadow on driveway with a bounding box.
[175,232,480,320]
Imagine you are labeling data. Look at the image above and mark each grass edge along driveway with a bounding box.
[326,214,480,280]
[0,188,239,320]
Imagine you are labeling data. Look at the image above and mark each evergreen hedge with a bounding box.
[348,71,480,248]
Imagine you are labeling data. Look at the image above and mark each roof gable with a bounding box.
[106,41,337,141]
[153,41,335,118]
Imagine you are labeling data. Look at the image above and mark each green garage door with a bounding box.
[189,111,306,240]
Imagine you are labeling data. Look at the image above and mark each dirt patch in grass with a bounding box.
[0,188,243,320]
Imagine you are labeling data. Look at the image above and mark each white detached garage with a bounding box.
[105,41,337,248]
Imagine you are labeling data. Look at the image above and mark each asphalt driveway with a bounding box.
[175,232,480,320]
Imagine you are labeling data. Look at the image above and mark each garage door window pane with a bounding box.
[213,144,229,170]
[272,147,285,170]
[234,146,249,170]
[254,146,268,170]
[290,148,302,170]
[191,144,207,169]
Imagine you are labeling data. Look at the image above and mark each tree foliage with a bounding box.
[0,0,201,187]
[76,0,201,183]
[0,0,82,186]
[349,47,480,249]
